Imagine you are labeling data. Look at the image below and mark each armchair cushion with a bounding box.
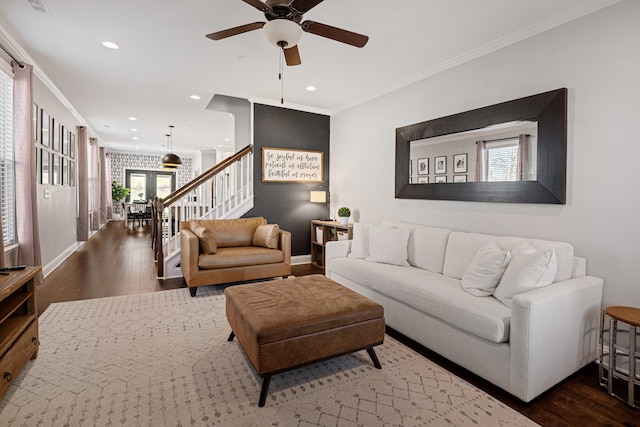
[191,224,217,254]
[253,224,280,249]
[190,217,266,248]
[199,246,285,270]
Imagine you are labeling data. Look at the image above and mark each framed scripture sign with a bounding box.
[262,147,323,183]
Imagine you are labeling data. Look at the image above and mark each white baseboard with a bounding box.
[43,241,82,277]
[292,255,311,265]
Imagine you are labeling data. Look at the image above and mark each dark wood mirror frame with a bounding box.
[395,88,567,204]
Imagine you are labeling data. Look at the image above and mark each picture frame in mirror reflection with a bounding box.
[453,153,468,173]
[435,176,447,183]
[417,158,429,175]
[453,175,467,183]
[434,156,446,174]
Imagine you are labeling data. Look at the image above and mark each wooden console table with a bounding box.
[0,266,40,399]
[311,220,353,269]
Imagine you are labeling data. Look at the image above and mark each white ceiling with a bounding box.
[0,0,620,156]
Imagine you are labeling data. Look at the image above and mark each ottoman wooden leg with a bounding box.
[258,375,271,407]
[367,347,382,369]
[228,331,235,341]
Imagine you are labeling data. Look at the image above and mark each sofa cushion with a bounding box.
[461,241,511,297]
[442,231,574,282]
[383,221,451,273]
[442,232,497,280]
[494,243,557,308]
[330,257,511,343]
[253,224,280,249]
[366,225,410,267]
[190,217,266,248]
[348,223,370,259]
[191,225,217,254]
[198,246,284,270]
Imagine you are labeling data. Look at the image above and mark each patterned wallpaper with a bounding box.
[109,152,194,190]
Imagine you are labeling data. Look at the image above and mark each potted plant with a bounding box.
[111,181,130,217]
[337,207,351,225]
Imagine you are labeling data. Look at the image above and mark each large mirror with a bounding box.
[395,88,567,204]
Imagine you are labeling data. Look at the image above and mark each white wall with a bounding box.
[330,1,640,308]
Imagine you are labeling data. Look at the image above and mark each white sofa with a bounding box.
[325,221,603,402]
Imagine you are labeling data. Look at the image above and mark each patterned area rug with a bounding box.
[0,287,537,426]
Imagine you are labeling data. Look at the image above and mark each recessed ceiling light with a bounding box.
[135,146,140,149]
[128,117,137,121]
[132,137,139,140]
[224,138,230,142]
[190,95,201,100]
[102,41,119,50]
[130,128,138,132]
[306,85,317,91]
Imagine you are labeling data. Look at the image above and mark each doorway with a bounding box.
[125,169,176,201]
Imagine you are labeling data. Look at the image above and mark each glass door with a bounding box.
[129,173,147,201]
[156,174,173,199]
[125,170,176,201]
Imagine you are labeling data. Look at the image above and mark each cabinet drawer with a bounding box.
[0,320,39,398]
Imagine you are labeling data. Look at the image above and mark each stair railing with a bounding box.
[153,145,253,277]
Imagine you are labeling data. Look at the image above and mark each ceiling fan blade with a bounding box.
[302,21,369,48]
[283,45,301,66]
[242,0,269,12]
[205,22,265,40]
[290,0,324,14]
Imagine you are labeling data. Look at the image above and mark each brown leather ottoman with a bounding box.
[225,274,385,407]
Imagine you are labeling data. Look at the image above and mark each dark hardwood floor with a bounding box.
[38,221,639,426]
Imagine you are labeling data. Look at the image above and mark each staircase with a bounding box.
[153,145,254,279]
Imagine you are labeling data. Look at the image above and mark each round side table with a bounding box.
[599,306,640,407]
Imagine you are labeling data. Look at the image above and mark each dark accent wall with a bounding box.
[246,104,330,256]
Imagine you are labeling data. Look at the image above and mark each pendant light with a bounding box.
[160,125,182,168]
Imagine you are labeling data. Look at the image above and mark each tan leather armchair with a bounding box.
[180,217,291,296]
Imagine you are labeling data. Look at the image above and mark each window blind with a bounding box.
[0,67,15,245]
[483,140,519,182]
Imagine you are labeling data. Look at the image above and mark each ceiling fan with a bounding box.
[205,0,369,66]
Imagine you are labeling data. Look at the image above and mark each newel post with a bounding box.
[154,197,165,277]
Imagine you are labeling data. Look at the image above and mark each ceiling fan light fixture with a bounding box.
[263,19,302,48]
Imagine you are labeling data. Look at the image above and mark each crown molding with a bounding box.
[332,0,622,115]
[0,23,99,141]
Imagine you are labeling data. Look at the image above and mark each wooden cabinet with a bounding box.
[311,220,353,269]
[0,267,40,399]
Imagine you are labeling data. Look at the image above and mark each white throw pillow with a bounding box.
[365,225,410,267]
[349,223,370,259]
[461,241,512,297]
[494,243,557,308]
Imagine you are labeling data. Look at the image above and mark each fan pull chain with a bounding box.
[279,48,284,104]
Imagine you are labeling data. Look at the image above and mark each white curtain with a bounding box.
[105,152,113,219]
[475,140,485,182]
[13,62,41,267]
[99,147,108,224]
[76,126,89,240]
[90,138,100,231]
[518,134,532,181]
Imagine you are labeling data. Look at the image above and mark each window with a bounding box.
[482,139,520,182]
[0,64,15,245]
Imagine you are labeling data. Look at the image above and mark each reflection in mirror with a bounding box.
[395,88,567,203]
[409,121,538,184]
